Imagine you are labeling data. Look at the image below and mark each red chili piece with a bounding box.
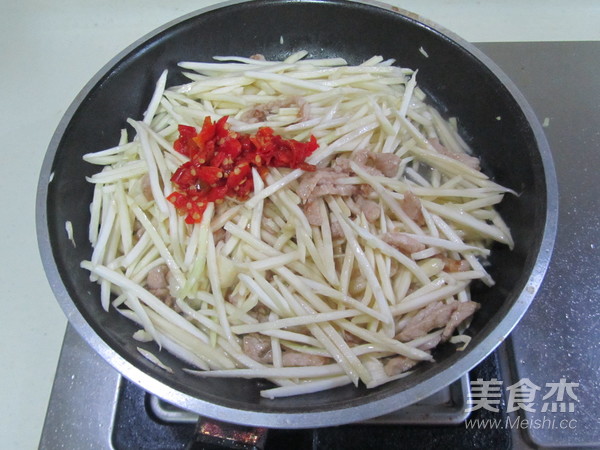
[168,116,318,223]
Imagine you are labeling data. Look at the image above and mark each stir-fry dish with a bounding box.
[81,52,514,398]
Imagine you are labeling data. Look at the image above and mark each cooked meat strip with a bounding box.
[383,355,419,376]
[241,99,287,123]
[243,334,332,366]
[349,275,368,297]
[242,95,310,123]
[441,301,479,341]
[342,330,364,345]
[249,305,271,323]
[297,170,334,202]
[351,149,369,166]
[443,257,470,272]
[147,264,168,290]
[429,138,480,171]
[296,96,311,121]
[381,231,426,254]
[417,333,442,351]
[357,197,380,222]
[297,169,357,203]
[227,293,242,306]
[241,107,268,123]
[331,152,383,177]
[133,220,144,239]
[330,155,352,173]
[281,352,330,367]
[298,150,403,205]
[243,334,273,364]
[146,264,178,309]
[329,216,344,239]
[335,150,401,178]
[400,191,425,225]
[310,183,357,199]
[140,173,166,202]
[304,200,322,226]
[369,152,401,177]
[396,300,480,342]
[396,302,451,342]
[150,288,177,309]
[213,228,227,245]
[333,152,383,177]
[347,196,380,223]
[358,183,374,197]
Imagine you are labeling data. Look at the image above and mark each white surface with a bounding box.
[0,1,598,448]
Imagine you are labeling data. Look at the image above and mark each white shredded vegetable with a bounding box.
[137,347,174,373]
[65,220,76,247]
[81,51,513,398]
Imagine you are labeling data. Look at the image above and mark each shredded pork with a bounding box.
[281,352,330,367]
[146,264,176,309]
[384,355,419,376]
[370,152,402,177]
[381,231,426,254]
[298,150,402,209]
[396,300,480,342]
[242,334,272,363]
[243,333,330,366]
[443,257,471,273]
[303,200,322,226]
[297,169,356,203]
[242,96,310,123]
[401,191,425,225]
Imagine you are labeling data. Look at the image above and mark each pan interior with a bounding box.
[43,0,548,419]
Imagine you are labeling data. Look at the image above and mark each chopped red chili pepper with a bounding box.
[167,116,318,223]
[196,116,216,141]
[226,162,252,189]
[196,166,223,186]
[170,162,196,189]
[173,124,198,157]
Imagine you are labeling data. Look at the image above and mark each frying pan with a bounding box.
[36,0,558,429]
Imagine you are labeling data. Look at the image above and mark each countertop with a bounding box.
[1,1,599,448]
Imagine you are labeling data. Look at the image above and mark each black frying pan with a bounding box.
[37,0,557,429]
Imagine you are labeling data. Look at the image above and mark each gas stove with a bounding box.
[39,41,600,449]
[39,324,489,449]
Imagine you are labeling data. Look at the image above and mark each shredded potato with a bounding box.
[82,51,513,398]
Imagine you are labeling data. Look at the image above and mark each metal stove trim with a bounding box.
[39,324,471,449]
[148,374,470,426]
[39,325,118,450]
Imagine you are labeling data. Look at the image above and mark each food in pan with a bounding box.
[81,51,513,398]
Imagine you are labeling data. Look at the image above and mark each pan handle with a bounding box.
[185,416,268,450]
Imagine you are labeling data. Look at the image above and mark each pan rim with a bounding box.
[35,0,558,428]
